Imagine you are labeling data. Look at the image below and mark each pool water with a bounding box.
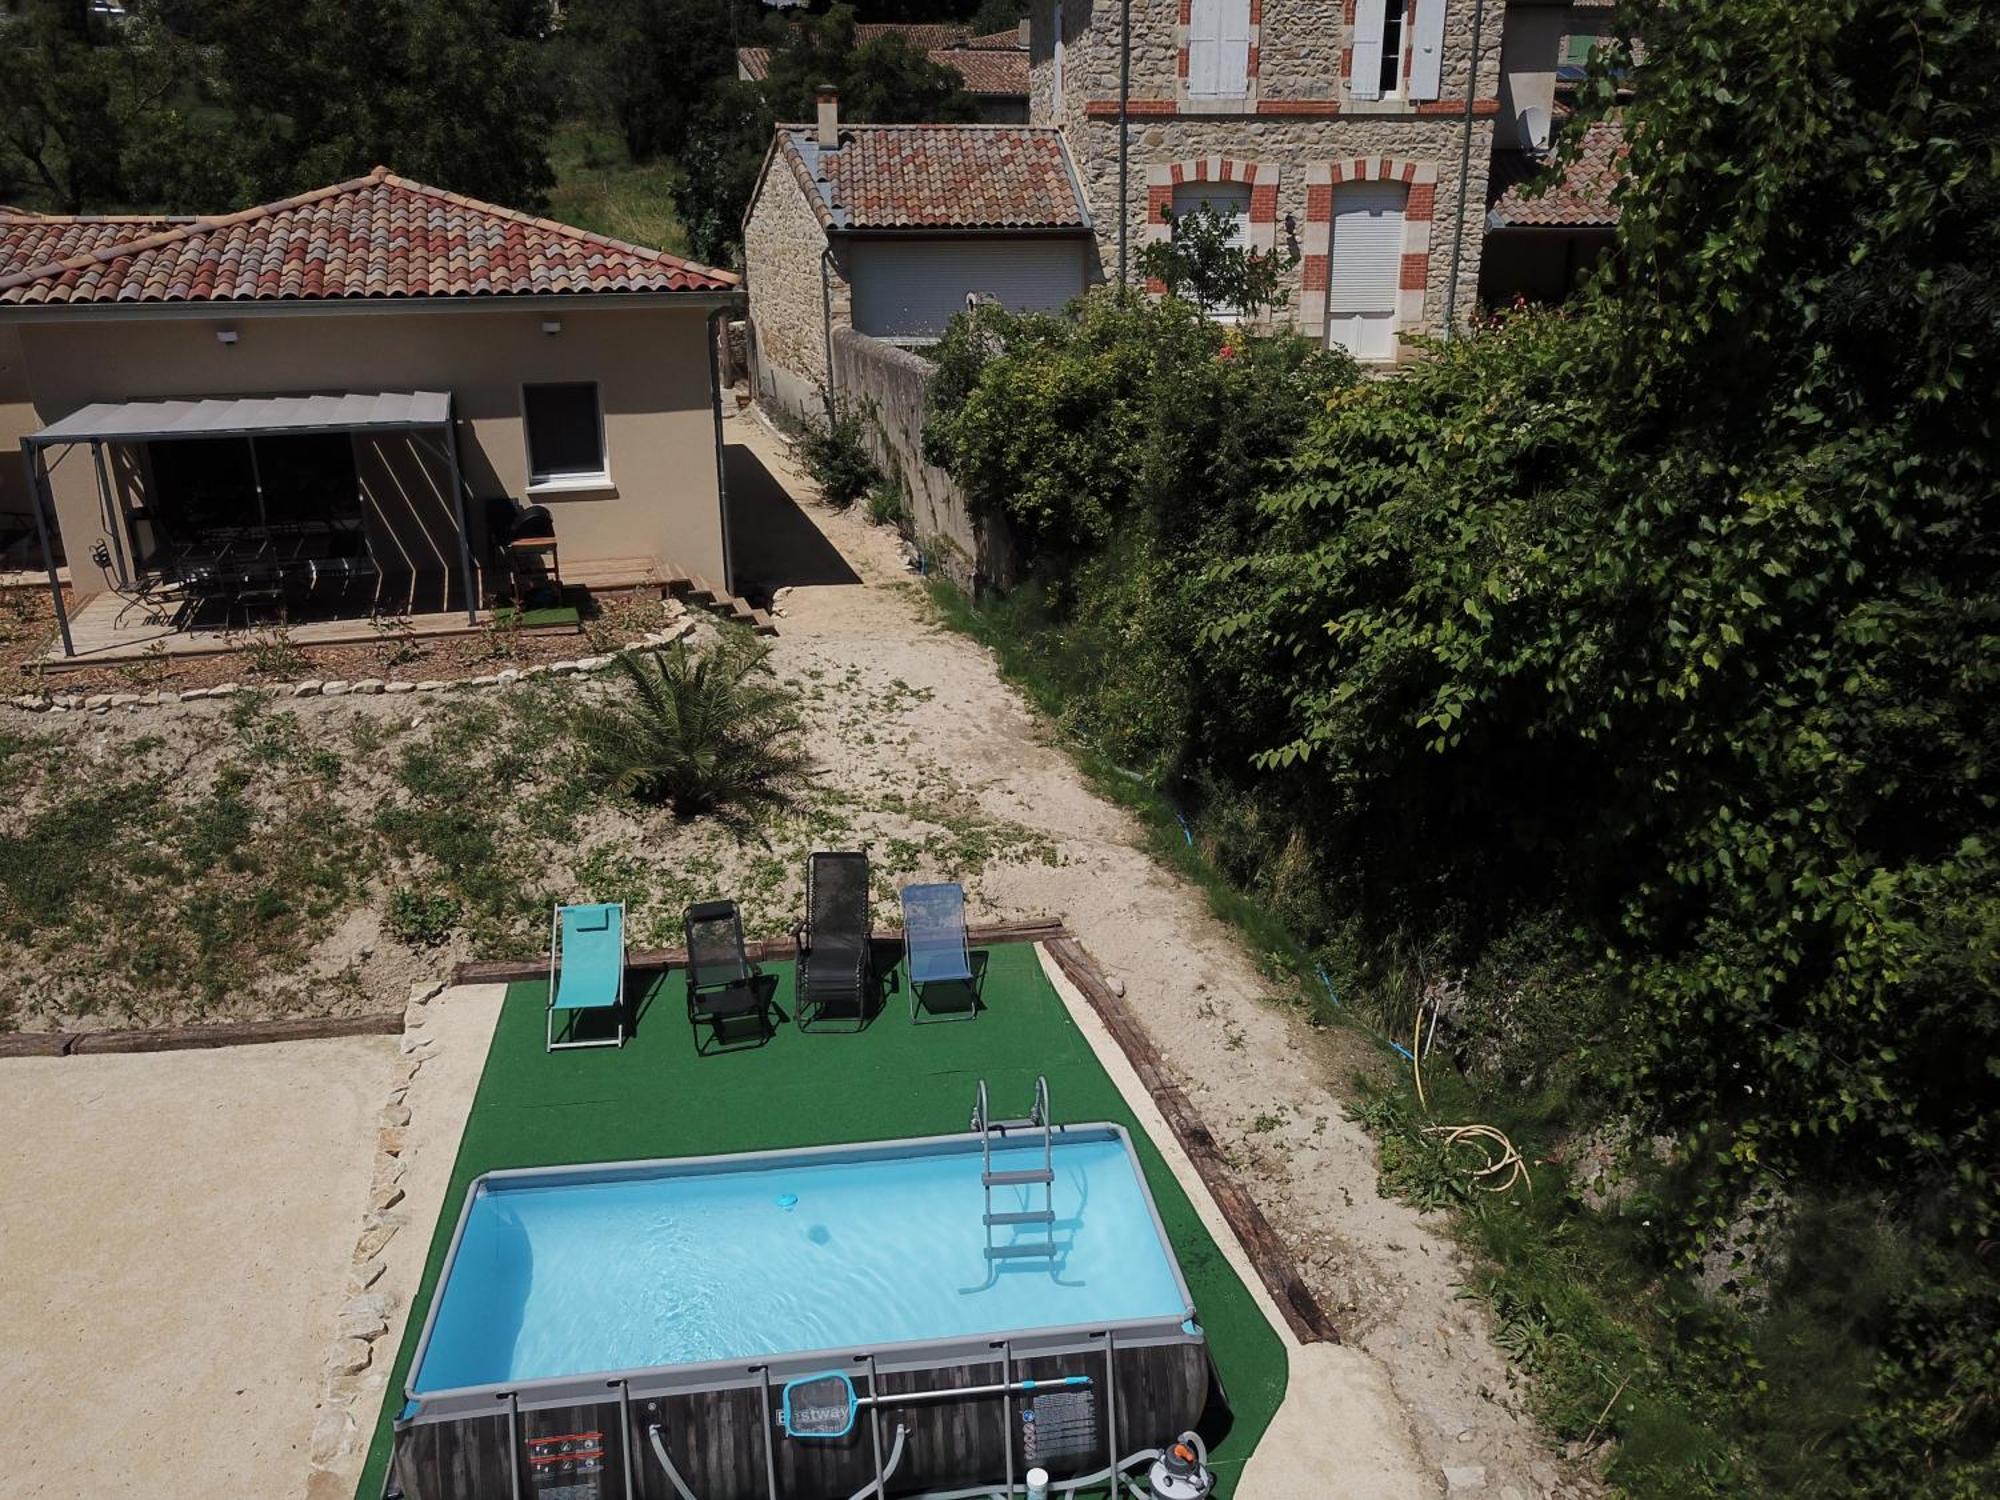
[412,1136,1191,1394]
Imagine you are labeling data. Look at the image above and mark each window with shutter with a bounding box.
[1188,0,1250,97]
[1172,182,1253,319]
[1344,0,1424,101]
[1408,0,1446,100]
[1326,182,1407,360]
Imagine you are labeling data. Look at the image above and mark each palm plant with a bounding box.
[576,635,812,820]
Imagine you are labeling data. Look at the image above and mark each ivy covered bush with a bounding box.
[923,0,2000,1491]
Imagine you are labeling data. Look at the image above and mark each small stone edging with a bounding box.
[7,616,699,717]
[304,978,448,1491]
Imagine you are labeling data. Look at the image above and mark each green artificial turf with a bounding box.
[356,943,1287,1498]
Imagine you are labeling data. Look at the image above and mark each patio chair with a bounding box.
[794,851,872,1031]
[901,882,978,1023]
[547,901,627,1052]
[684,899,774,1053]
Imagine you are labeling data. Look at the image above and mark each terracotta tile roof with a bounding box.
[2,214,189,279]
[1488,122,1625,229]
[0,167,738,307]
[854,23,973,48]
[737,30,1028,97]
[943,49,1030,95]
[776,125,1089,232]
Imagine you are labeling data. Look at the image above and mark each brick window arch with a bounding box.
[1298,157,1438,357]
[1142,158,1281,291]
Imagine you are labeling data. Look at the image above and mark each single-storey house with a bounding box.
[741,97,1098,418]
[0,167,742,657]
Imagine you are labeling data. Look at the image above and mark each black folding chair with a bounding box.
[794,851,872,1031]
[683,900,774,1054]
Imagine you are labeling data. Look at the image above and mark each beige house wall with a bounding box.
[0,323,33,548]
[1028,0,1502,350]
[743,153,850,423]
[9,302,728,602]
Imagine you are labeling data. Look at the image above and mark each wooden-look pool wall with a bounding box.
[391,1341,1210,1500]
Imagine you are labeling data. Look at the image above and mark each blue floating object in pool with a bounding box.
[776,1193,799,1210]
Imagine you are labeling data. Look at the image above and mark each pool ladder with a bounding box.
[971,1075,1057,1263]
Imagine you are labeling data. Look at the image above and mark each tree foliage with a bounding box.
[926,1,2000,1489]
[1137,202,1297,319]
[0,0,559,214]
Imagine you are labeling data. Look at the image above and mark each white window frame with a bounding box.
[1351,0,1419,103]
[1188,0,1252,99]
[1325,181,1409,363]
[521,381,612,494]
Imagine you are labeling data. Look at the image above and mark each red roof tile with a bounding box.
[737,31,1028,97]
[944,49,1030,95]
[0,168,737,307]
[778,125,1088,232]
[1488,123,1625,229]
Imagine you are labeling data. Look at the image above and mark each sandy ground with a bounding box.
[739,416,1590,1500]
[310,983,505,1500]
[1039,946,1427,1500]
[0,1035,394,1500]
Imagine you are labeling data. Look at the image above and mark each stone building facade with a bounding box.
[742,139,851,417]
[1026,0,1506,357]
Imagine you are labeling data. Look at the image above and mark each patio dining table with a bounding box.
[164,523,379,621]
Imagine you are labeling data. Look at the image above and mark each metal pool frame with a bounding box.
[399,1123,1203,1427]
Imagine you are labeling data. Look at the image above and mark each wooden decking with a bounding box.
[33,566,774,668]
[35,591,520,668]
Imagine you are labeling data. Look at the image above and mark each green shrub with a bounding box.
[388,887,462,947]
[797,395,881,509]
[864,475,909,532]
[574,635,811,820]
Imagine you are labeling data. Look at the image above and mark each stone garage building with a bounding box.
[742,99,1099,419]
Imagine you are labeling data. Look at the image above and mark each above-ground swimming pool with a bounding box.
[391,1126,1212,1500]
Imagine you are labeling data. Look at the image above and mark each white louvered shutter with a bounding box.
[1327,182,1406,360]
[1218,0,1252,95]
[1409,0,1446,100]
[1188,0,1221,96]
[1350,0,1387,101]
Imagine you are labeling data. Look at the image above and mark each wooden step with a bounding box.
[659,572,779,636]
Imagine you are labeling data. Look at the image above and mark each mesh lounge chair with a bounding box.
[684,899,774,1053]
[794,851,872,1031]
[901,882,977,1023]
[547,901,627,1052]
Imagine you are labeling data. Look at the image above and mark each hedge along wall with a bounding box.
[830,328,1019,590]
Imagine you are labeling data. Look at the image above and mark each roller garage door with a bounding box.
[849,238,1090,340]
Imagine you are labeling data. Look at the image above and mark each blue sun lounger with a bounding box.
[901,882,976,1022]
[547,901,627,1051]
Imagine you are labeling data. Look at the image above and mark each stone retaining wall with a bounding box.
[829,329,1019,591]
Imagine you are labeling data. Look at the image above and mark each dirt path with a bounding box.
[736,415,1589,1500]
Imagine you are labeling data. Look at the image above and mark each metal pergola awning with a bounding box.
[18,390,475,656]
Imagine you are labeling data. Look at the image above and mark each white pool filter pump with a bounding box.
[1146,1431,1215,1500]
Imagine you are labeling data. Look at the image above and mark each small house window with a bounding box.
[1188,0,1252,98]
[523,382,607,487]
[1379,0,1407,96]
